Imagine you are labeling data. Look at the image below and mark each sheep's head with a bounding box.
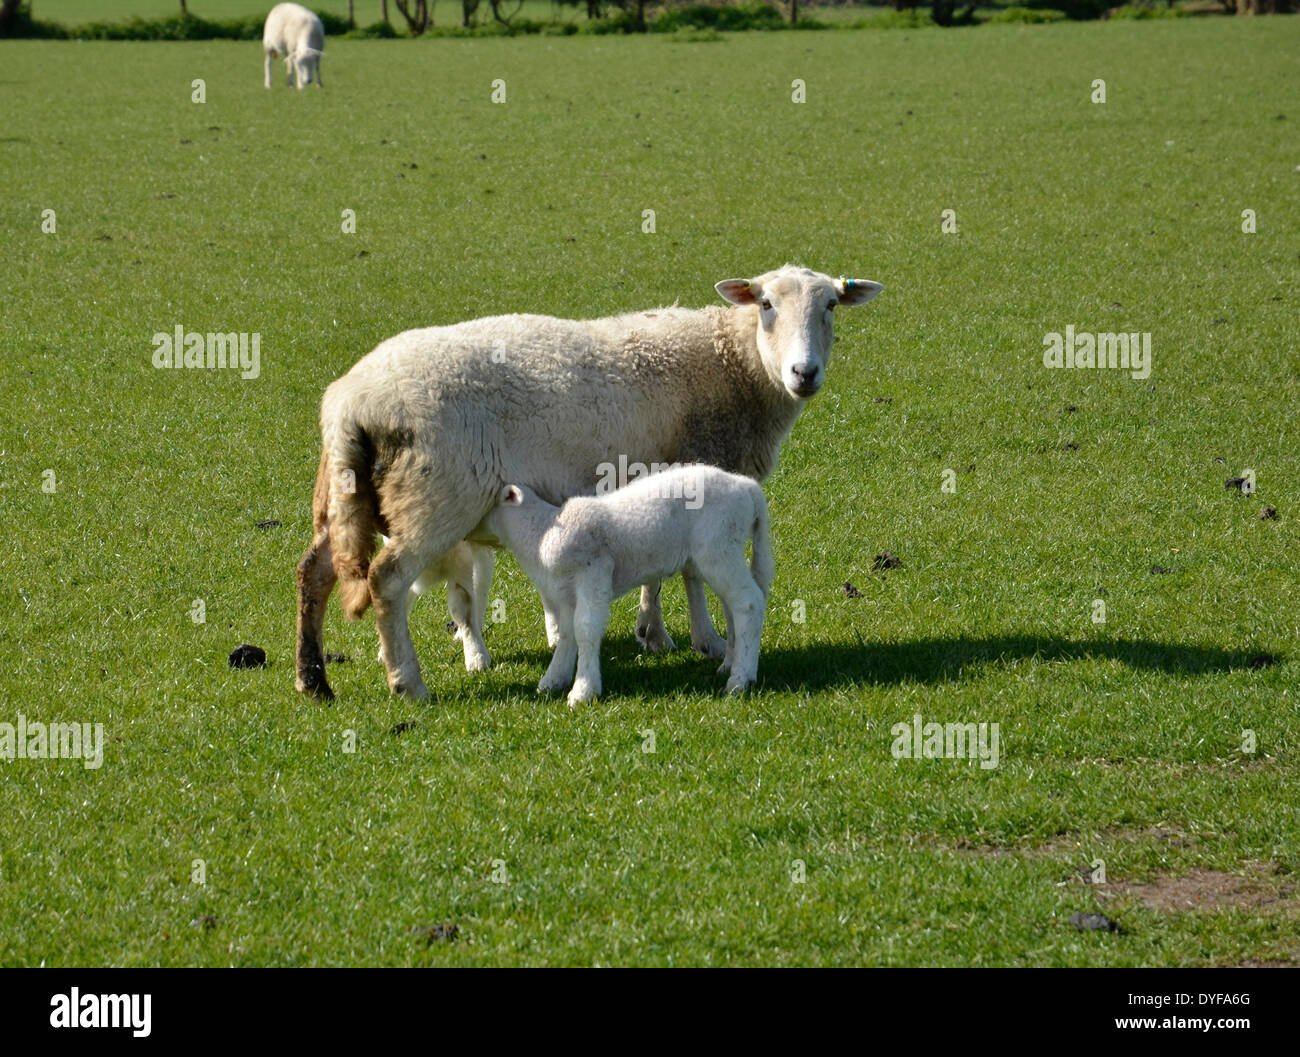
[716,266,883,401]
[293,47,321,85]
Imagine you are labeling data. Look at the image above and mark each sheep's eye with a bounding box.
[827,301,837,311]
[760,298,773,311]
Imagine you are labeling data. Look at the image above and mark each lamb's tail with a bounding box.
[749,487,774,599]
[323,405,380,620]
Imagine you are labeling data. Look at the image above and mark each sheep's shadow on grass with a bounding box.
[470,635,1270,699]
[757,635,1270,693]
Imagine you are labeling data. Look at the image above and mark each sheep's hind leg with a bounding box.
[295,530,337,699]
[635,581,676,653]
[371,533,469,700]
[683,563,727,660]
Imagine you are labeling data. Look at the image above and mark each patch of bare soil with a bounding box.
[1098,864,1296,914]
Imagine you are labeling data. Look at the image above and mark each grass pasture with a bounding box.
[1,19,1298,966]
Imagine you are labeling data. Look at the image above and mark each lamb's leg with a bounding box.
[568,575,612,706]
[635,581,676,653]
[543,602,560,649]
[538,593,578,694]
[313,55,323,88]
[683,563,727,659]
[716,600,736,677]
[264,50,275,90]
[285,55,295,87]
[696,553,766,695]
[295,530,337,699]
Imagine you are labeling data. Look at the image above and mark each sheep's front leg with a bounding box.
[568,576,612,706]
[448,581,490,672]
[683,564,727,659]
[635,581,676,653]
[264,50,275,90]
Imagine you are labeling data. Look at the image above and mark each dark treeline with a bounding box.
[0,0,1293,39]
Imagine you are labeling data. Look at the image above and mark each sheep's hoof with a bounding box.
[723,675,755,696]
[295,671,335,701]
[692,632,728,660]
[463,651,491,673]
[635,625,676,654]
[390,678,430,701]
[537,675,569,693]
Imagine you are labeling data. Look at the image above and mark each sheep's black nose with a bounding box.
[792,365,819,384]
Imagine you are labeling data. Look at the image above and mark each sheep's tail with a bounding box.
[749,487,774,599]
[323,408,379,621]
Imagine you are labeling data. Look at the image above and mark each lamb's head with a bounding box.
[482,483,551,549]
[716,266,883,401]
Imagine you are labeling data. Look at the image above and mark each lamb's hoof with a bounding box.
[723,675,755,696]
[692,632,728,660]
[635,625,676,654]
[463,651,491,673]
[567,683,599,706]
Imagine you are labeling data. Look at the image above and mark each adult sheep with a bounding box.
[263,3,324,90]
[295,266,884,700]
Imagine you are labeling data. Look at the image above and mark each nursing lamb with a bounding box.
[483,466,773,705]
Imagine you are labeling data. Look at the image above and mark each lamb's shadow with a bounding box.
[490,634,1266,697]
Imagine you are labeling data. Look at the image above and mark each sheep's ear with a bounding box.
[835,277,884,306]
[716,279,759,306]
[502,485,523,506]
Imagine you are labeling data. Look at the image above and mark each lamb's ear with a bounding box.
[715,278,759,306]
[501,485,523,506]
[835,277,884,306]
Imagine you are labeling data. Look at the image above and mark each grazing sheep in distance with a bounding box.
[483,466,774,705]
[294,265,883,701]
[263,3,324,90]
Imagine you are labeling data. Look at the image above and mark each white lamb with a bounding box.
[263,3,324,90]
[295,266,884,701]
[482,465,774,706]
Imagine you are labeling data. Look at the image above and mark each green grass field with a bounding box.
[1,18,1297,966]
